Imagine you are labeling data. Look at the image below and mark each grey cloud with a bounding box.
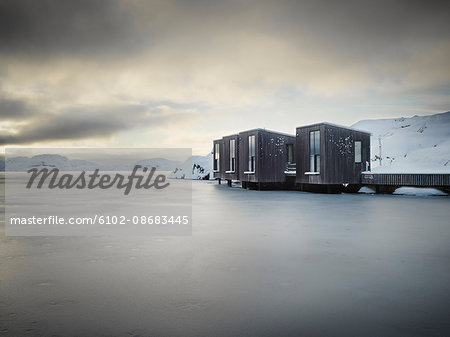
[225,0,450,63]
[0,102,195,145]
[0,0,143,57]
[0,104,142,145]
[1,0,449,59]
[280,1,450,40]
[0,96,34,119]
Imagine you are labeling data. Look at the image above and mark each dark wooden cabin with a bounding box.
[238,129,296,189]
[295,123,371,192]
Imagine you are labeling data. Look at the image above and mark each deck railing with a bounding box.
[285,162,296,175]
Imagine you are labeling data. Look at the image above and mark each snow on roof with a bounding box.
[222,133,239,138]
[296,122,372,135]
[238,128,295,137]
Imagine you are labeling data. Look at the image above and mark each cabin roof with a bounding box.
[238,128,295,137]
[296,122,371,135]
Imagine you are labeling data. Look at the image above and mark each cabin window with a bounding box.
[286,144,294,163]
[355,141,362,163]
[214,143,220,171]
[309,131,320,172]
[248,135,256,172]
[229,139,236,171]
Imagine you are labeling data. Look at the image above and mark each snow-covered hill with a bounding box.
[352,111,450,173]
[168,153,212,180]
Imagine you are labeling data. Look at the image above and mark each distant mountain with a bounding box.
[2,152,213,179]
[3,154,183,172]
[135,158,181,171]
[5,154,98,171]
[352,111,450,173]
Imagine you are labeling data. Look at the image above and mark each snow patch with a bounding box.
[358,186,376,194]
[393,187,448,196]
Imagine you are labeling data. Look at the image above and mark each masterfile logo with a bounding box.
[5,148,192,236]
[26,165,170,195]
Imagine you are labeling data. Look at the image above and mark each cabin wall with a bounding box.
[295,125,325,184]
[296,124,370,185]
[238,130,260,182]
[257,131,295,183]
[322,125,370,184]
[239,130,295,183]
[222,134,239,181]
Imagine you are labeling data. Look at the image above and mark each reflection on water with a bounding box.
[1,177,450,336]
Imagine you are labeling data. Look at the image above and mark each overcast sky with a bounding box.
[1,0,449,154]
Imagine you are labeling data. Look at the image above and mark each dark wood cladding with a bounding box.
[213,135,239,180]
[215,123,370,187]
[239,129,295,183]
[296,123,371,185]
[222,134,239,180]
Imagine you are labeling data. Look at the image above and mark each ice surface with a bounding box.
[1,179,450,336]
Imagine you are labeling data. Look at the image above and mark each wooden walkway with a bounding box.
[361,172,450,188]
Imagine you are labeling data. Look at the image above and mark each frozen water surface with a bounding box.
[1,179,450,336]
